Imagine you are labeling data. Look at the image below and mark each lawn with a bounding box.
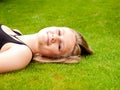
[0,0,120,89]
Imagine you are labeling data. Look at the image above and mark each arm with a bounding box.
[0,44,32,73]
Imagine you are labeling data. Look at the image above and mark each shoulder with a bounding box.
[1,43,32,59]
[10,43,33,58]
[0,43,33,73]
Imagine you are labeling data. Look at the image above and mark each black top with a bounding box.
[0,24,25,49]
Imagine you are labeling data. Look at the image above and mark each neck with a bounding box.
[18,34,39,54]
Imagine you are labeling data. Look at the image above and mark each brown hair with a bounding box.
[33,28,93,64]
[71,30,93,56]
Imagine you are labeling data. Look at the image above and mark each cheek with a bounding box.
[38,33,47,45]
[40,44,59,56]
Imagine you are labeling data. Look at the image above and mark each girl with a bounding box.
[0,24,93,73]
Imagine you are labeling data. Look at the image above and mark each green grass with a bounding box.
[0,0,120,89]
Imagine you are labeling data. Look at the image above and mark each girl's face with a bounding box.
[37,27,76,58]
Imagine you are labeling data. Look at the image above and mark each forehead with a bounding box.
[61,27,76,56]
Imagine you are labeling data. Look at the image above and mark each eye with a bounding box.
[58,43,61,51]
